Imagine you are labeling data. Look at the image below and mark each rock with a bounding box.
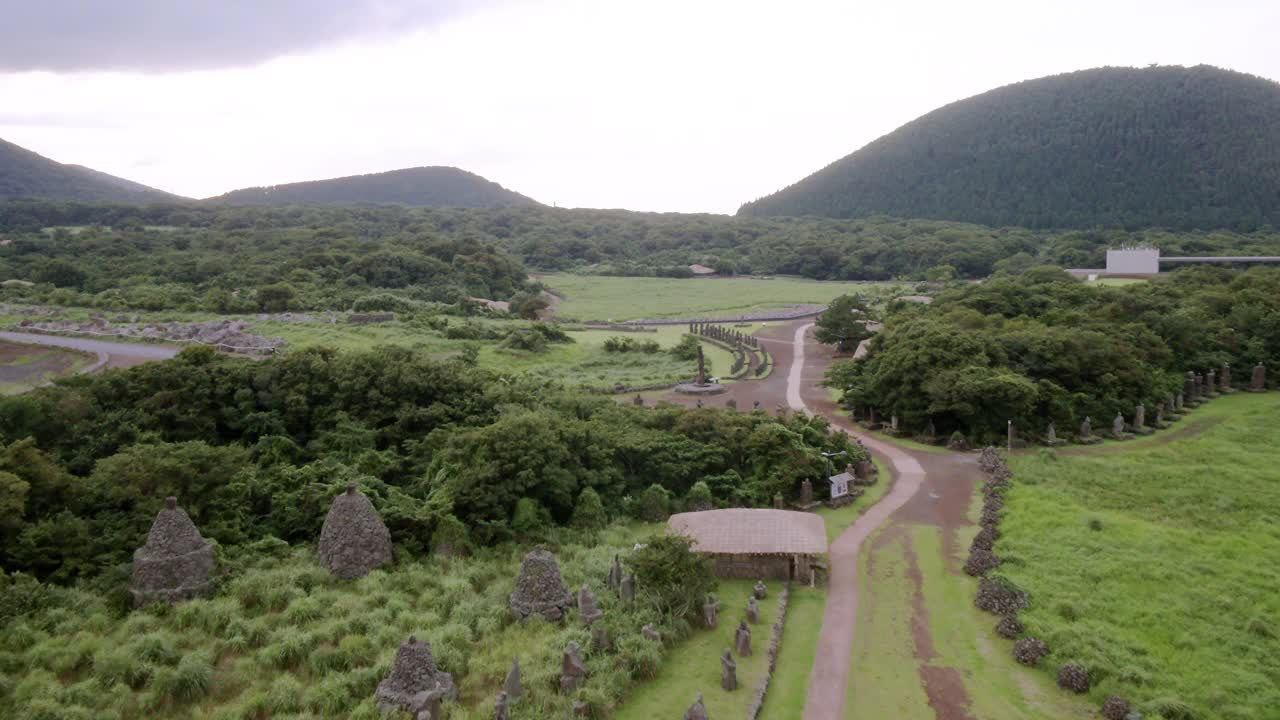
[684,692,709,720]
[503,658,522,700]
[374,636,458,717]
[317,484,393,579]
[620,574,635,604]
[510,548,573,622]
[1101,696,1131,720]
[753,580,767,600]
[1012,637,1049,666]
[578,584,603,626]
[493,691,510,720]
[734,620,752,657]
[642,624,661,642]
[559,641,588,693]
[746,596,759,624]
[130,497,215,607]
[720,647,737,691]
[1057,662,1090,693]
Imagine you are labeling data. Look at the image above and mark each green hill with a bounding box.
[209,166,539,208]
[739,65,1280,230]
[0,137,180,203]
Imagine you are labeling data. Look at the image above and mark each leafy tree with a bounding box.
[509,291,550,320]
[634,484,671,522]
[626,533,716,619]
[256,283,297,312]
[815,294,873,353]
[684,480,713,511]
[571,487,607,530]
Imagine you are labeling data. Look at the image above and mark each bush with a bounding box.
[684,481,713,512]
[153,651,212,703]
[511,498,553,540]
[634,484,671,522]
[626,534,716,619]
[571,488,608,531]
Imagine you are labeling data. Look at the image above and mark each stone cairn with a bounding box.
[720,647,738,691]
[510,548,574,622]
[374,636,458,720]
[1057,662,1090,693]
[1013,637,1049,667]
[703,596,719,628]
[754,580,767,600]
[1101,695,1132,720]
[317,483,393,579]
[559,641,588,693]
[746,596,760,624]
[578,584,604,626]
[130,497,215,607]
[503,658,522,700]
[734,620,752,656]
[684,693,709,720]
[1251,362,1267,392]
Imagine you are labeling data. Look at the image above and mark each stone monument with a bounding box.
[1077,416,1101,445]
[746,596,759,624]
[1183,372,1199,407]
[675,346,727,396]
[607,555,623,591]
[1154,402,1166,429]
[855,459,875,485]
[1133,403,1152,435]
[1111,412,1133,440]
[1221,363,1233,393]
[1175,392,1184,411]
[1205,370,1220,398]
[503,658,522,700]
[754,580,767,599]
[317,484,393,580]
[510,548,574,622]
[772,493,785,509]
[1045,422,1064,447]
[703,596,719,628]
[734,620,752,656]
[620,574,635,604]
[1251,363,1267,392]
[642,624,661,642]
[130,497,215,607]
[684,693,709,720]
[493,691,510,720]
[633,394,644,406]
[720,648,738,691]
[374,636,458,719]
[559,641,588,693]
[578,584,603,626]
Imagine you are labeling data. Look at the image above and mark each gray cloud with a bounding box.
[0,0,495,73]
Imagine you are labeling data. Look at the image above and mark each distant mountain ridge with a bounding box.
[208,166,539,208]
[738,65,1280,230]
[0,137,180,203]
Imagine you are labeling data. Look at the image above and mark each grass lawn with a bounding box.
[613,579,780,720]
[1001,392,1280,719]
[542,274,897,322]
[757,587,825,719]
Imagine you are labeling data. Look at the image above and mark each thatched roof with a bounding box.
[668,509,827,556]
[688,264,718,275]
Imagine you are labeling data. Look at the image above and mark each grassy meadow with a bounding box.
[540,274,896,322]
[1001,392,1280,720]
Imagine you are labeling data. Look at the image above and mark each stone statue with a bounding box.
[130,497,215,607]
[591,624,612,653]
[720,648,738,691]
[753,400,761,410]
[1112,413,1125,436]
[1166,393,1177,415]
[1221,363,1232,392]
[1134,403,1145,429]
[1046,422,1057,444]
[684,693,709,720]
[695,346,707,386]
[1155,402,1165,427]
[1184,371,1196,401]
[1080,416,1092,438]
[746,596,759,624]
[633,394,644,406]
[620,574,635,604]
[734,620,752,656]
[1007,420,1015,449]
[754,580,767,600]
[578,584,603,626]
[696,399,704,409]
[317,484,394,580]
[510,548,573,622]
[503,658,522,700]
[1206,370,1219,397]
[559,641,588,693]
[494,691,510,720]
[641,624,661,642]
[607,555,622,591]
[1252,363,1267,392]
[799,479,813,506]
[703,596,718,628]
[1175,392,1184,410]
[890,415,899,432]
[375,636,458,718]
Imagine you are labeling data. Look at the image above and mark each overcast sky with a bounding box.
[2,0,1277,213]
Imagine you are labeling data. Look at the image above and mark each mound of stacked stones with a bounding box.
[966,448,1011,578]
[130,497,215,607]
[317,483,393,579]
[1056,663,1090,693]
[975,577,1028,616]
[1012,637,1049,667]
[994,615,1024,639]
[374,636,458,719]
[1101,696,1131,720]
[510,548,573,621]
[963,547,999,577]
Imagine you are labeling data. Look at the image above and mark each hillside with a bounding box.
[739,65,1280,231]
[209,166,539,207]
[0,137,180,203]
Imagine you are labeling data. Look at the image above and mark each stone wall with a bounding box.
[745,584,790,720]
[712,554,792,582]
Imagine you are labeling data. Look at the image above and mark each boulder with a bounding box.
[374,636,458,717]
[510,548,573,622]
[317,484,393,579]
[130,497,215,607]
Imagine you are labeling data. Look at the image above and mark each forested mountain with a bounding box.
[0,138,180,203]
[209,166,539,208]
[740,65,1280,231]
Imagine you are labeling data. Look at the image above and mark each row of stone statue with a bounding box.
[689,321,760,349]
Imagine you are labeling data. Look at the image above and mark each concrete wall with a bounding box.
[1106,248,1161,274]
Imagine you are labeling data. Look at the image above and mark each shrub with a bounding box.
[626,534,716,619]
[153,651,212,703]
[634,484,671,522]
[571,488,608,531]
[126,632,180,666]
[1087,517,1104,532]
[93,647,153,689]
[511,498,553,540]
[684,481,713,512]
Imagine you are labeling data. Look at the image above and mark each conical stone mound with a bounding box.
[130,497,215,607]
[375,635,458,714]
[509,548,573,621]
[317,483,393,579]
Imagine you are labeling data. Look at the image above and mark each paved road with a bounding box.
[0,331,180,368]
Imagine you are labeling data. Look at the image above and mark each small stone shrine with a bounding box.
[754,580,767,600]
[720,648,738,691]
[130,497,215,607]
[1221,363,1234,393]
[510,548,574,622]
[503,658,522,700]
[1252,363,1267,392]
[684,693,709,720]
[374,636,458,719]
[317,483,393,580]
[734,620,752,656]
[795,479,820,510]
[559,641,588,693]
[746,596,759,624]
[1205,369,1221,398]
[578,584,604,626]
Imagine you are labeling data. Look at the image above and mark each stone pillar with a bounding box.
[1251,363,1267,392]
[1221,363,1232,393]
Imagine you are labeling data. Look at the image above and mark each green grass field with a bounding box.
[1001,392,1280,720]
[541,274,896,322]
[613,579,780,720]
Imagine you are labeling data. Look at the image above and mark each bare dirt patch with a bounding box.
[0,341,91,392]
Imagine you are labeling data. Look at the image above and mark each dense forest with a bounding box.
[209,167,538,208]
[0,138,178,203]
[5,201,1280,313]
[740,65,1280,231]
[0,345,862,587]
[829,266,1280,440]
